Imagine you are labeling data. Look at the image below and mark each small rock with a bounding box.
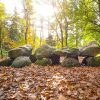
[8,44,32,59]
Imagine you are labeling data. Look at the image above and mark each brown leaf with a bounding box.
[58,94,66,100]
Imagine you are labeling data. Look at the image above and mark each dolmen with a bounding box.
[0,41,100,68]
[55,47,80,67]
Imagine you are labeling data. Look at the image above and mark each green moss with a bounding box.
[54,49,68,56]
[61,58,80,67]
[82,47,100,56]
[35,44,56,59]
[11,56,32,68]
[35,58,52,66]
[87,56,100,66]
[93,56,100,66]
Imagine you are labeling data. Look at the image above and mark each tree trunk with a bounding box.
[59,23,64,47]
[50,24,61,43]
[0,27,3,58]
[25,27,28,44]
[56,32,59,43]
[75,33,78,47]
[33,29,36,50]
[23,0,29,44]
[40,18,44,46]
[40,32,42,46]
[65,25,68,46]
[98,0,100,17]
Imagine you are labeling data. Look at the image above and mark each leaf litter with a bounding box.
[0,64,100,100]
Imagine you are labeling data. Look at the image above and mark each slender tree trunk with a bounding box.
[33,29,36,50]
[98,0,100,17]
[59,23,64,47]
[40,18,43,46]
[50,24,61,43]
[56,32,59,43]
[65,25,68,46]
[55,25,59,43]
[23,0,29,44]
[25,26,28,44]
[0,27,3,58]
[75,33,78,47]
[40,25,42,46]
[64,17,69,47]
[40,32,42,46]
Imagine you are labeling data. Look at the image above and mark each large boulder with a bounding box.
[80,41,100,57]
[86,56,100,66]
[35,44,60,65]
[66,48,80,60]
[8,44,32,59]
[54,49,68,56]
[61,58,80,67]
[35,44,56,59]
[80,47,100,57]
[11,56,32,68]
[35,58,52,66]
[0,58,14,66]
[55,47,80,60]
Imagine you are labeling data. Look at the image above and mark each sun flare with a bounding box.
[35,4,54,18]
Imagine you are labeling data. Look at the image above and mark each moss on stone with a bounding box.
[61,58,80,67]
[87,56,100,66]
[35,58,52,66]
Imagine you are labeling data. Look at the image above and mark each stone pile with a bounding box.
[55,47,80,67]
[0,45,33,68]
[0,41,100,68]
[34,44,60,66]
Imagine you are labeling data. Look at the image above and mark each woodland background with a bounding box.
[0,0,100,57]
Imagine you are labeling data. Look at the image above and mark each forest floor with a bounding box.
[0,64,100,100]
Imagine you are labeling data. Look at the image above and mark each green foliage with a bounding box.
[0,2,6,58]
[0,3,5,19]
[0,49,7,57]
[69,0,100,45]
[50,0,100,48]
